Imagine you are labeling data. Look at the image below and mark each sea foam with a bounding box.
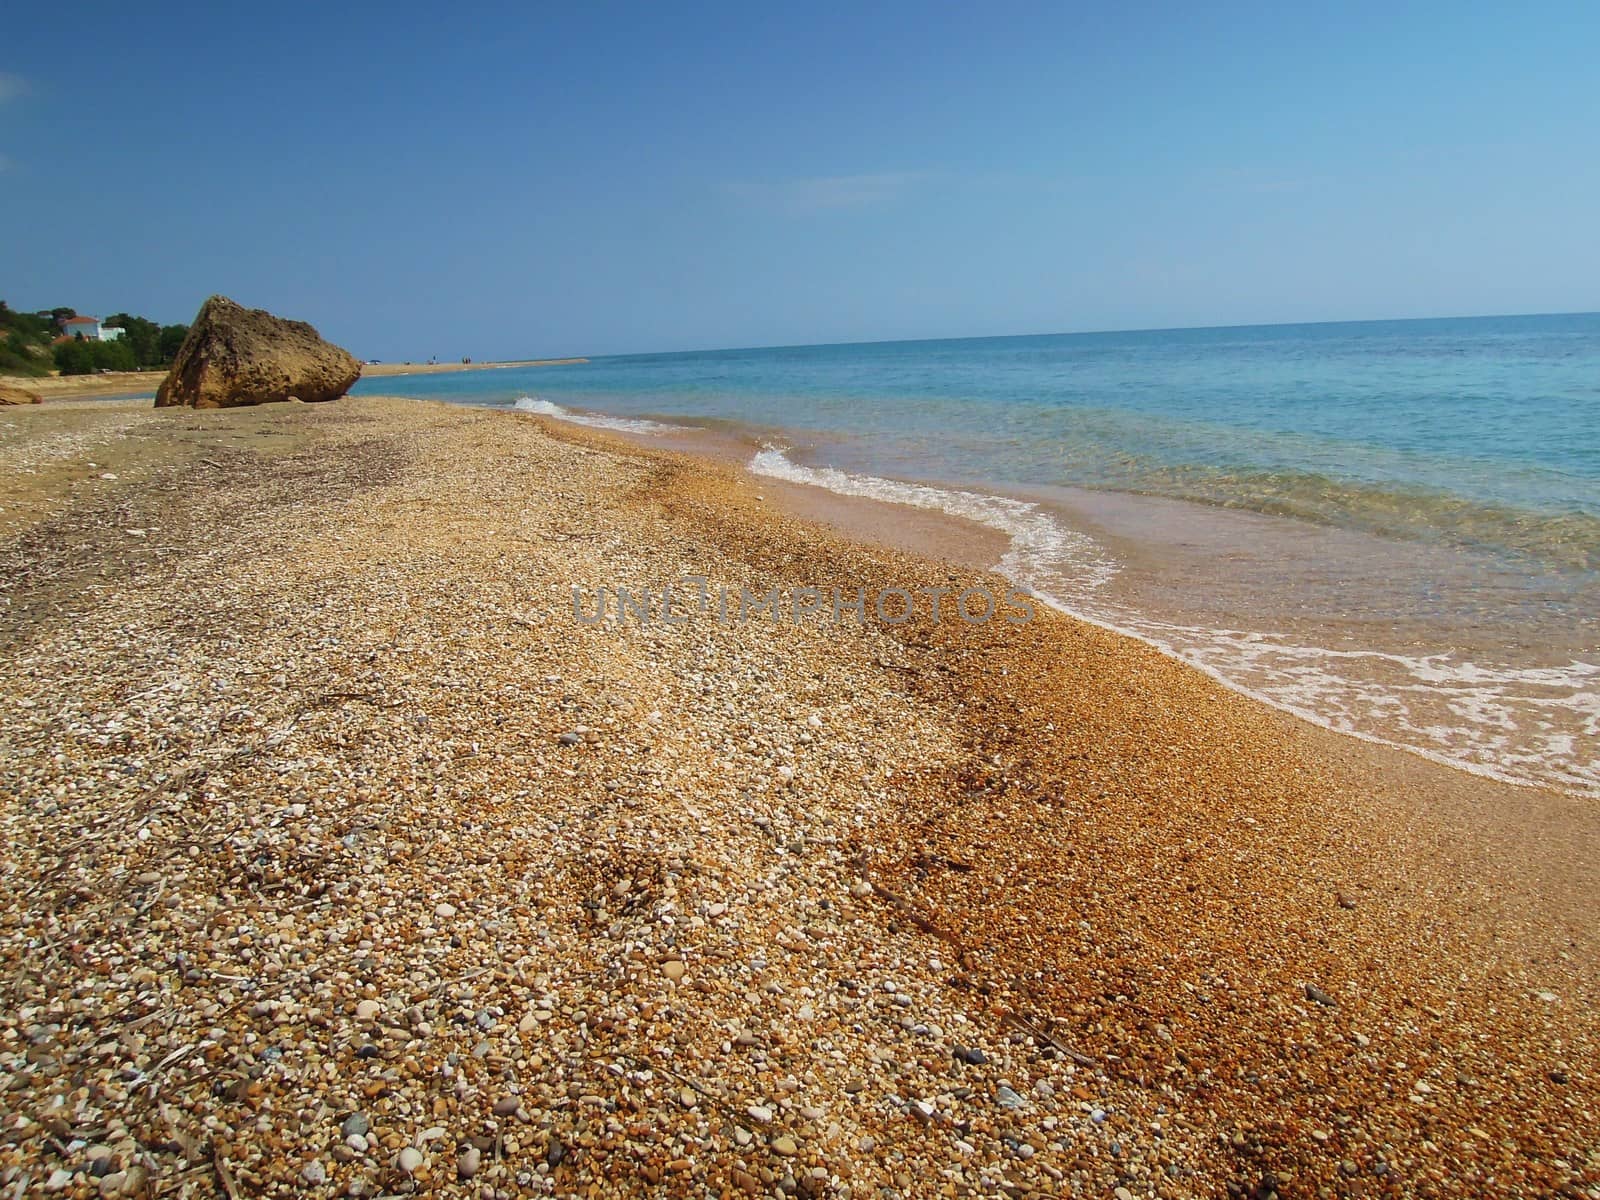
[513,395,681,434]
[748,445,1119,593]
[747,447,1600,794]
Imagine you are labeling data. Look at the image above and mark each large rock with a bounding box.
[0,382,42,405]
[155,295,361,409]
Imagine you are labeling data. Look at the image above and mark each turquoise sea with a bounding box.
[355,313,1600,792]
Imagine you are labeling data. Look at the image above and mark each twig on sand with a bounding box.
[1002,1012,1098,1068]
[214,1153,242,1200]
[611,1048,751,1128]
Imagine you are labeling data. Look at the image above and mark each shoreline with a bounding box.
[0,369,168,399]
[0,357,590,402]
[514,400,1600,798]
[512,402,1600,918]
[0,395,1594,1196]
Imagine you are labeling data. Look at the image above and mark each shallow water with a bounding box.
[356,314,1600,792]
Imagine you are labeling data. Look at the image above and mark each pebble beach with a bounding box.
[1,395,1595,1198]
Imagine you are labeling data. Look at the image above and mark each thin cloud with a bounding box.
[0,73,27,103]
[723,171,933,215]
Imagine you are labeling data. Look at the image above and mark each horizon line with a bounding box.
[527,308,1600,364]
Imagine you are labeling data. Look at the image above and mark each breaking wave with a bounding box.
[513,396,682,434]
[748,444,1118,595]
[747,446,1600,794]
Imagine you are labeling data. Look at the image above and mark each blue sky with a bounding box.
[3,1,1598,358]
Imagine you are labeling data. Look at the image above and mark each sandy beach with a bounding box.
[0,359,588,403]
[0,396,1595,1198]
[2,371,170,400]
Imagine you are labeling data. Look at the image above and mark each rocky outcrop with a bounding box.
[155,296,361,409]
[0,382,42,405]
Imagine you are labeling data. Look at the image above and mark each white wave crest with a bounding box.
[747,445,1118,593]
[512,396,680,434]
[746,445,1600,794]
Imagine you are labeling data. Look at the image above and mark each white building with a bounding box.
[58,316,123,342]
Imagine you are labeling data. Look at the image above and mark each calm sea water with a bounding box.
[355,314,1600,792]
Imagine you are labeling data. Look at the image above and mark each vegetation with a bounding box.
[54,338,138,375]
[0,303,59,377]
[104,313,191,369]
[0,299,188,377]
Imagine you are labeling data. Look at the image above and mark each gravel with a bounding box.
[0,397,1594,1197]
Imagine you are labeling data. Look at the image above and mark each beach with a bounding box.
[0,394,1594,1197]
[1,359,590,403]
[361,317,1600,798]
[7,371,171,400]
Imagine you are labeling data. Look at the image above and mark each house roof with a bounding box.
[62,316,99,325]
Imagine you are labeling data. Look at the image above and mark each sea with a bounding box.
[352,313,1600,794]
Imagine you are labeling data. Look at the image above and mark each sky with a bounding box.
[3,1,1599,359]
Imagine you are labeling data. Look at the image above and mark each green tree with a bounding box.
[104,313,172,367]
[7,301,188,375]
[54,337,138,375]
[0,301,53,345]
[54,339,97,375]
[91,338,138,372]
[158,324,188,362]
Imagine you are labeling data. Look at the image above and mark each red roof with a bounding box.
[62,316,98,325]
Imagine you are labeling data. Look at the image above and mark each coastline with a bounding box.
[0,358,589,402]
[0,369,168,399]
[513,399,1600,796]
[0,395,1594,1196]
[384,314,1598,795]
